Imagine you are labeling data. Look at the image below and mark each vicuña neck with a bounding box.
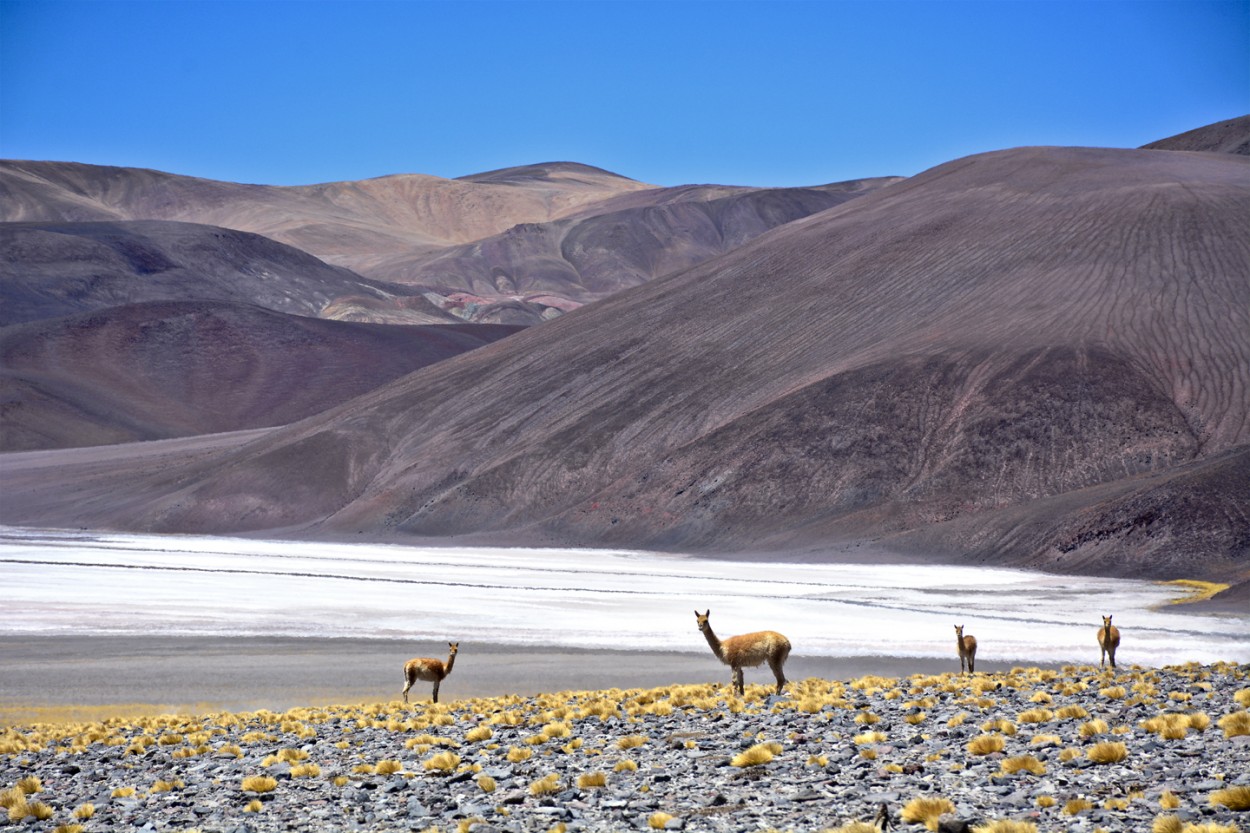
[701,626,724,661]
[443,652,456,677]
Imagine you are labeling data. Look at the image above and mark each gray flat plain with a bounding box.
[0,636,1017,716]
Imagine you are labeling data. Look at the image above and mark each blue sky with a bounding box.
[1,0,1247,187]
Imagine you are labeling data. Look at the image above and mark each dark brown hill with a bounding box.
[0,220,447,327]
[349,178,900,325]
[1142,115,1250,155]
[2,146,1246,583]
[0,160,652,278]
[0,301,521,451]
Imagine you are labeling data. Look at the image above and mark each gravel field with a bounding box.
[3,663,1249,832]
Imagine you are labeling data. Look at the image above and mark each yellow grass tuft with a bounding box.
[999,755,1045,775]
[1153,815,1184,833]
[289,763,320,778]
[970,821,1038,833]
[15,776,40,795]
[577,771,607,788]
[465,726,493,743]
[1056,704,1089,719]
[1099,686,1127,700]
[1161,790,1181,809]
[1235,689,1250,708]
[1063,798,1093,815]
[1080,718,1110,738]
[967,734,1006,756]
[617,734,648,750]
[1017,708,1053,724]
[1086,741,1129,764]
[243,798,264,812]
[648,811,674,829]
[72,803,95,820]
[241,775,278,793]
[529,774,561,796]
[506,746,532,763]
[1218,710,1250,738]
[423,752,460,773]
[375,758,404,775]
[52,825,85,833]
[1036,795,1056,808]
[731,741,782,767]
[901,796,956,830]
[1178,825,1242,833]
[854,730,888,745]
[1209,785,1250,811]
[111,786,135,798]
[613,759,638,772]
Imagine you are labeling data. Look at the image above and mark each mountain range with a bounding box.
[1,115,1247,604]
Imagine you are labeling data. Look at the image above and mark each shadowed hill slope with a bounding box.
[1142,114,1250,155]
[2,146,1247,582]
[0,160,652,277]
[0,301,521,450]
[348,178,900,323]
[0,220,449,327]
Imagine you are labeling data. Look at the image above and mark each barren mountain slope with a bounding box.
[3,146,1247,581]
[0,161,652,275]
[0,301,521,451]
[0,220,447,327]
[350,178,901,316]
[1142,114,1250,155]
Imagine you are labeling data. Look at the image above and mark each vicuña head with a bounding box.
[954,624,977,674]
[694,609,791,696]
[1097,615,1120,671]
[402,642,459,704]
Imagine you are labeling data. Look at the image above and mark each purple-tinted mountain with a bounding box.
[3,145,1245,589]
[1141,114,1250,155]
[0,220,448,327]
[0,300,520,451]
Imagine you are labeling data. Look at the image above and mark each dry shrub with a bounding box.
[1153,815,1183,833]
[243,799,264,813]
[423,752,459,773]
[1218,711,1250,738]
[617,734,648,750]
[967,734,1006,756]
[529,774,560,796]
[241,775,278,793]
[901,796,956,830]
[1234,689,1250,708]
[289,763,320,778]
[1086,741,1129,764]
[506,746,532,763]
[999,755,1045,775]
[1063,798,1093,815]
[15,776,40,795]
[731,741,782,767]
[72,803,95,820]
[648,812,674,829]
[476,775,496,793]
[1017,709,1053,724]
[577,771,607,788]
[465,726,492,743]
[1209,785,1250,811]
[613,759,638,772]
[971,821,1038,833]
[1100,686,1127,700]
[854,731,888,745]
[1056,704,1089,719]
[1161,790,1181,809]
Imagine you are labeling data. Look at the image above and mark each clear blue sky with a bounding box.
[1,0,1247,187]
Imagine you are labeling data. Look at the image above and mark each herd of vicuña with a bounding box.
[398,614,1124,703]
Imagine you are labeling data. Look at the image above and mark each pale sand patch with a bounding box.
[0,635,1018,723]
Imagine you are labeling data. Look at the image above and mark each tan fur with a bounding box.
[695,610,791,696]
[402,642,458,704]
[955,624,977,674]
[1098,615,1120,670]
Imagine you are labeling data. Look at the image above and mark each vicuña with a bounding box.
[955,624,977,674]
[402,642,459,704]
[1098,615,1120,670]
[695,609,791,696]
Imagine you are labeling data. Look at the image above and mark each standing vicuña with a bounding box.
[695,609,791,696]
[955,624,977,674]
[402,642,459,704]
[1097,615,1120,670]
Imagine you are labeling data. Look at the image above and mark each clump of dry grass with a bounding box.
[423,752,459,773]
[1086,741,1128,764]
[577,771,607,789]
[971,821,1038,833]
[617,734,648,750]
[1161,790,1181,809]
[900,796,956,830]
[1017,708,1053,724]
[1218,710,1250,738]
[966,734,1006,756]
[613,759,638,772]
[529,774,561,796]
[241,775,278,793]
[1153,815,1184,833]
[731,741,782,767]
[999,755,1045,775]
[1063,798,1093,815]
[648,811,674,829]
[1209,785,1250,811]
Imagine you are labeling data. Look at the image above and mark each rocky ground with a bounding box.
[3,663,1249,832]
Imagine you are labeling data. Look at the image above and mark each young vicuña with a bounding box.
[955,624,978,674]
[402,642,459,704]
[1097,615,1120,670]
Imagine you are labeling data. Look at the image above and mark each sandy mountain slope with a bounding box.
[0,220,448,327]
[2,146,1246,583]
[342,178,900,325]
[0,161,653,275]
[1141,114,1250,155]
[0,301,521,451]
